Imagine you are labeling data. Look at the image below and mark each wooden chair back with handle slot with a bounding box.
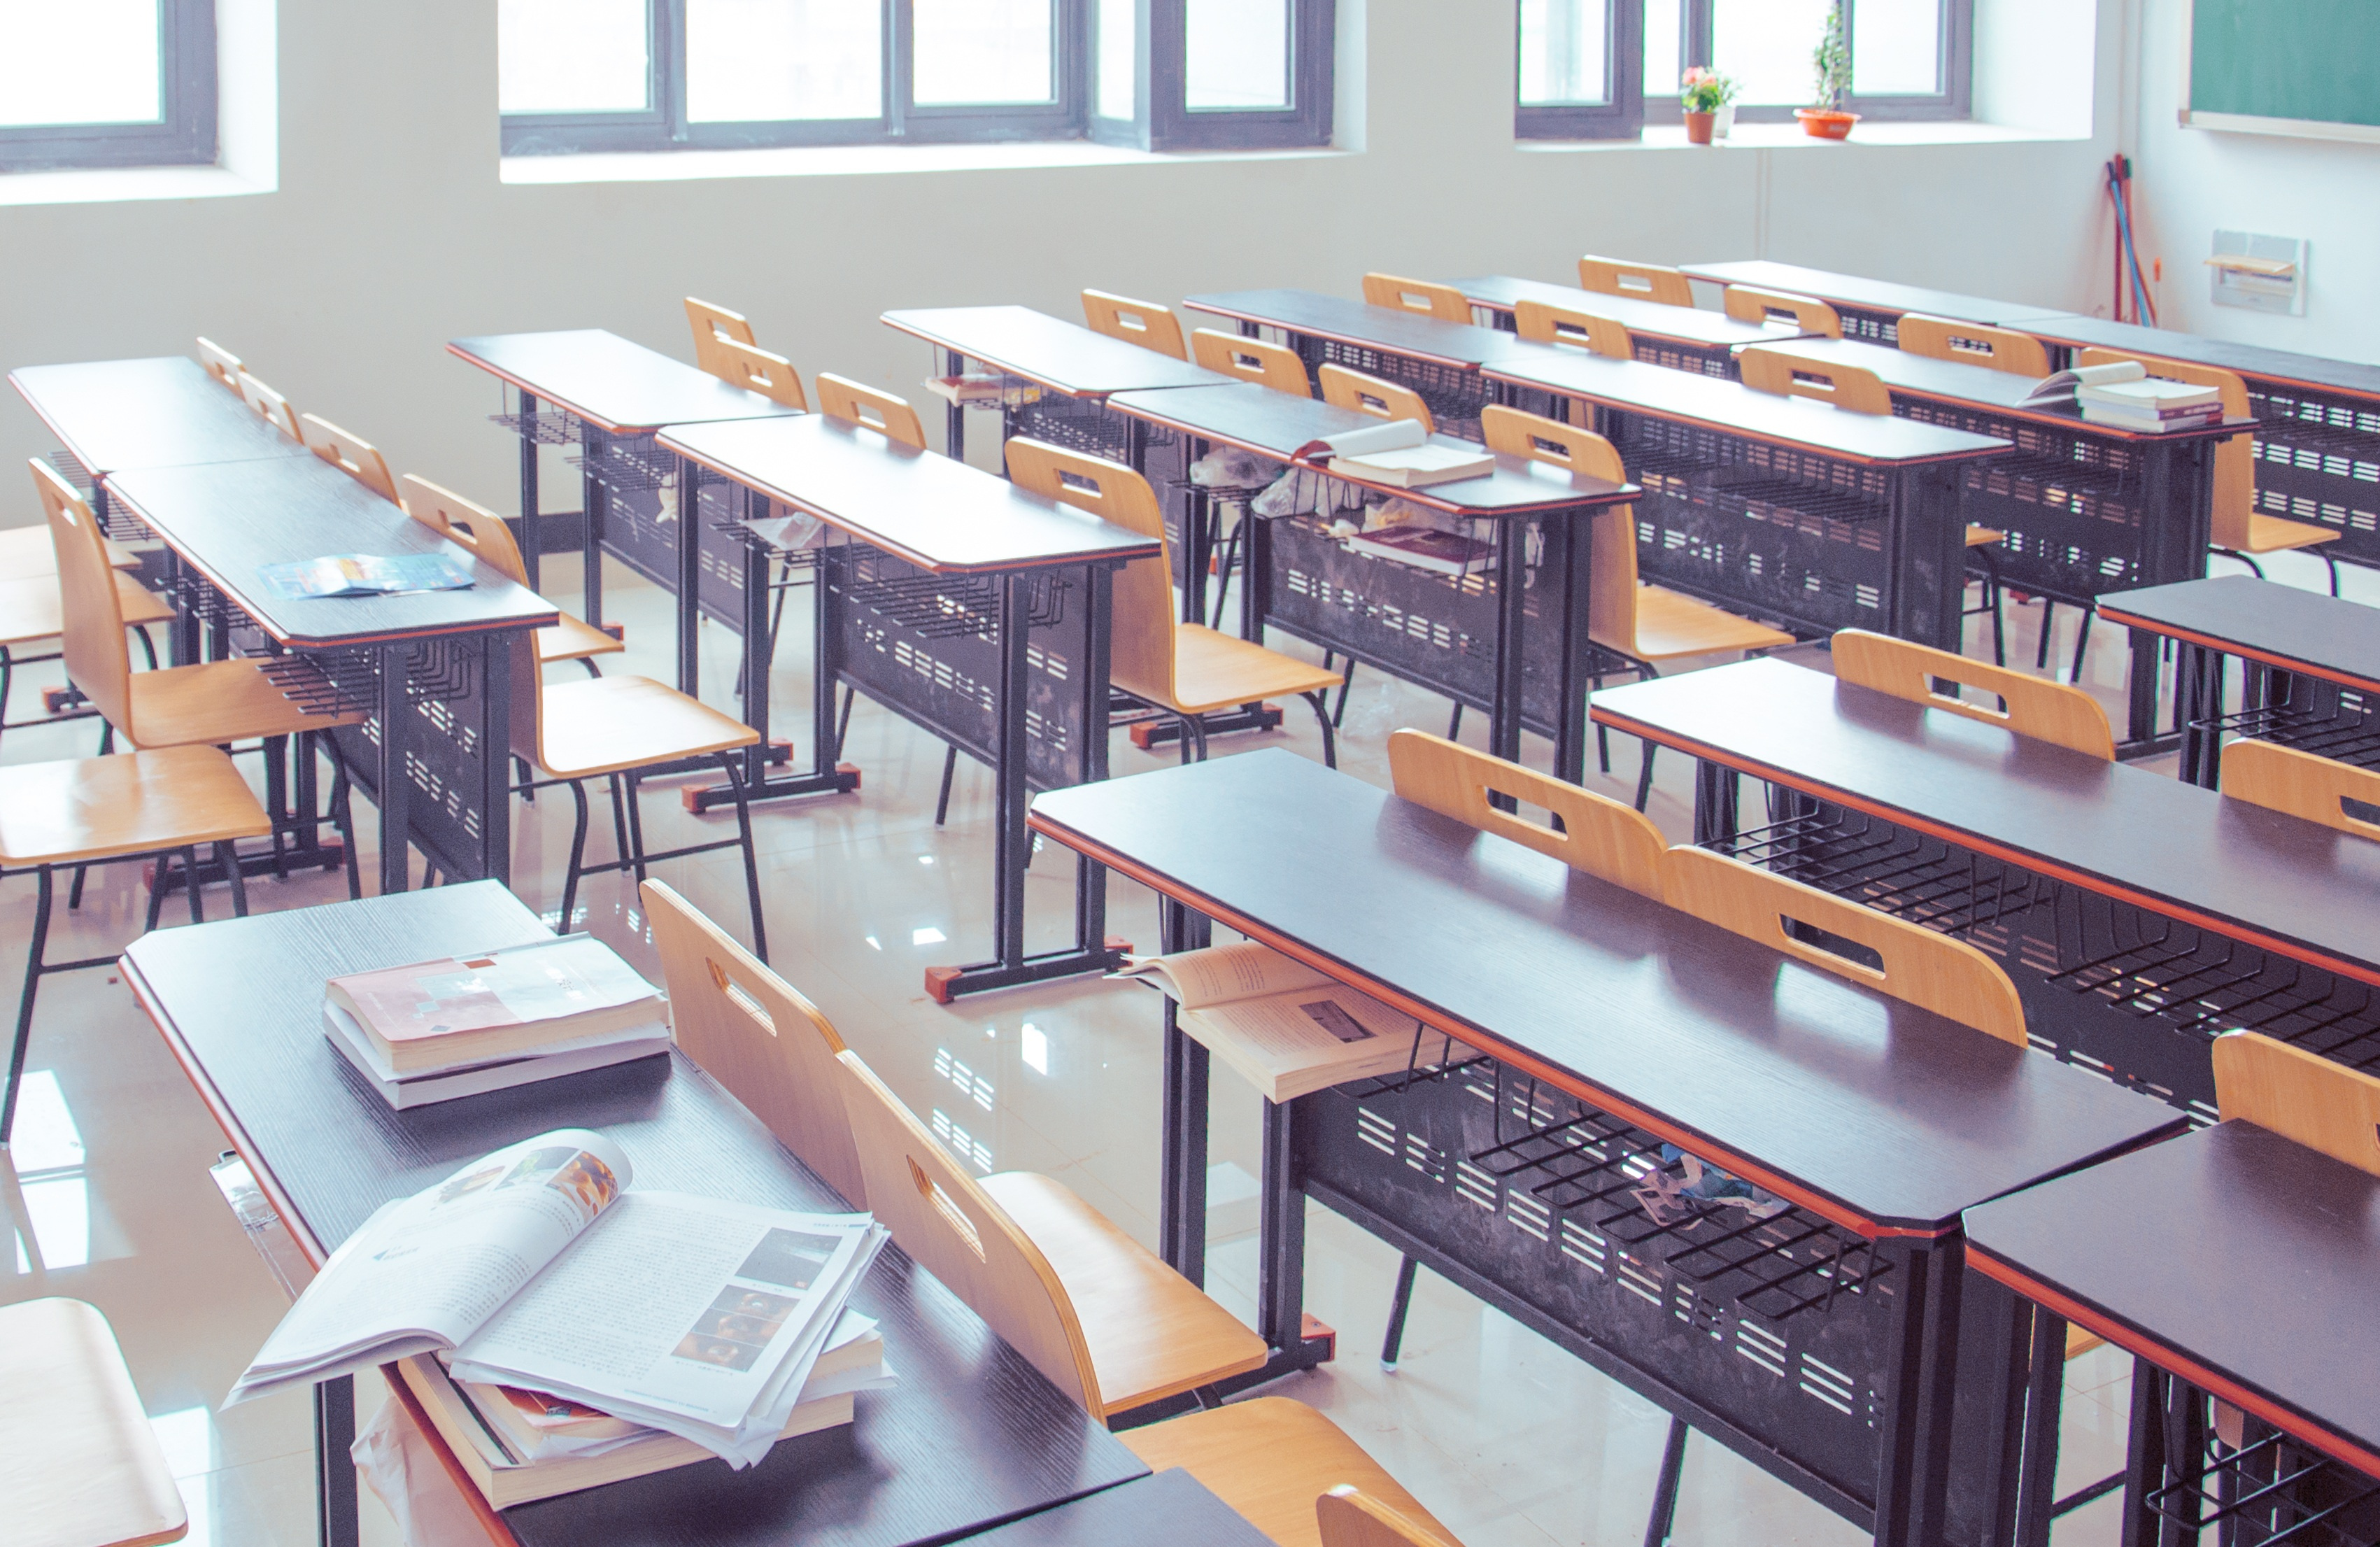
[833,1048,1105,1417]
[399,475,539,754]
[1722,285,1844,338]
[32,460,134,735]
[1005,439,1176,709]
[709,335,807,411]
[1480,405,1643,656]
[1081,289,1187,360]
[300,414,399,503]
[2077,348,2258,548]
[1513,299,1633,360]
[685,297,757,379]
[1832,628,2114,759]
[1578,255,1694,308]
[1317,364,1434,434]
[1896,314,2051,378]
[235,372,302,439]
[1738,347,1892,415]
[2220,740,2380,841]
[1190,329,1312,397]
[1388,730,1666,900]
[2213,1030,2380,1179]
[197,337,242,392]
[1664,846,2030,1047]
[1361,273,1473,324]
[1319,1485,1461,1547]
[642,880,865,1206]
[816,374,926,448]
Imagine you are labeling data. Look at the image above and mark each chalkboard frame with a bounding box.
[2180,0,2380,144]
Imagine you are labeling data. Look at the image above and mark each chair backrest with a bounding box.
[1578,255,1694,308]
[2220,739,2380,841]
[1004,438,1175,708]
[833,1048,1104,1415]
[1190,329,1312,397]
[1664,846,2030,1047]
[2077,347,2253,546]
[642,879,867,1206]
[196,337,243,392]
[1513,299,1632,360]
[1831,628,2115,759]
[1738,346,1893,415]
[1722,285,1844,338]
[299,414,399,503]
[399,475,542,761]
[1895,314,2051,378]
[31,460,133,735]
[709,336,808,411]
[1081,289,1187,360]
[2213,1030,2380,1178]
[1317,364,1434,434]
[816,374,927,448]
[1318,1486,1459,1547]
[235,371,302,439]
[1388,730,1665,900]
[1479,405,1641,658]
[1361,273,1472,324]
[686,297,758,379]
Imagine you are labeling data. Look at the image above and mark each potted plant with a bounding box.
[1797,1,1858,139]
[1680,66,1738,146]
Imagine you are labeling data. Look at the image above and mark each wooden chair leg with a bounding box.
[716,752,769,966]
[934,744,958,826]
[2,866,55,1143]
[1643,1417,1690,1547]
[1380,1255,1419,1371]
[559,779,591,931]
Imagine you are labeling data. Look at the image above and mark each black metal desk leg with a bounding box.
[518,389,541,594]
[990,575,1030,971]
[1158,896,1214,1285]
[739,490,772,783]
[376,644,411,895]
[2126,627,2163,752]
[1691,759,1739,847]
[676,455,702,698]
[1869,1236,1962,1547]
[476,635,513,887]
[315,1375,359,1547]
[1257,1096,1304,1353]
[2179,642,2228,790]
[2120,1361,2169,1547]
[1552,511,1592,786]
[165,548,198,667]
[2011,1307,2068,1547]
[1488,519,1530,768]
[944,348,967,462]
[581,428,607,628]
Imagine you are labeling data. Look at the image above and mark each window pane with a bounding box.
[912,0,1053,106]
[0,0,161,127]
[1187,0,1289,110]
[1712,0,1830,106]
[1518,0,1610,106]
[1853,0,1940,95]
[500,0,649,115]
[1096,0,1135,120]
[1642,0,1680,104]
[688,0,881,122]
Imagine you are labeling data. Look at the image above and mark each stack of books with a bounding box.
[1293,420,1494,490]
[2077,375,2224,432]
[323,935,673,1109]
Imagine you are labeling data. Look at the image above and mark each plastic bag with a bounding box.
[1189,446,1283,489]
[353,1390,492,1547]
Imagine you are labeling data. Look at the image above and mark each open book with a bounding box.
[1293,420,1494,489]
[232,1130,888,1469]
[257,553,474,600]
[1114,943,1430,1101]
[2018,358,2148,408]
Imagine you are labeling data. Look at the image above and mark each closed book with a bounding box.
[2076,377,2222,414]
[326,935,665,1075]
[324,1004,672,1110]
[1326,443,1494,488]
[2081,404,2224,434]
[1343,526,1497,576]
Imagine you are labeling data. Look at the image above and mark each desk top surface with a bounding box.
[659,414,1161,574]
[1443,274,1799,349]
[120,883,1145,1547]
[1481,347,2011,466]
[2011,313,2380,403]
[956,1469,1268,1546]
[1030,750,2180,1235]
[2097,576,2380,692]
[446,330,801,435]
[1674,260,2062,329]
[10,357,314,476]
[107,456,557,647]
[1180,289,1541,371]
[1591,657,2380,984]
[1105,383,1638,517]
[878,306,1222,395]
[1964,1119,2380,1476]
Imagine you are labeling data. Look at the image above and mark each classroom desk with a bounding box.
[10,356,313,478]
[1443,274,1804,376]
[1591,656,2380,1119]
[660,413,1158,1002]
[1479,347,2010,651]
[1030,750,2183,1547]
[1105,381,1639,782]
[120,882,1149,1547]
[1673,260,2066,341]
[953,1468,1272,1546]
[105,455,558,895]
[1965,1121,2380,1546]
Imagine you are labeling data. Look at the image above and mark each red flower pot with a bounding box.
[1796,108,1860,140]
[1684,111,1716,145]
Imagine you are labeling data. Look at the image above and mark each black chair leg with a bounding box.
[607,773,632,879]
[220,840,250,917]
[2035,600,2057,672]
[133,626,159,671]
[1380,1255,1419,1371]
[2070,607,2094,686]
[559,779,591,930]
[934,744,958,826]
[264,735,290,880]
[326,744,361,902]
[623,772,649,886]
[1303,691,1336,770]
[2,866,56,1144]
[717,752,769,965]
[144,849,172,933]
[1632,665,1663,812]
[1643,1417,1690,1547]
[835,686,856,761]
[1446,702,1462,740]
[183,847,205,926]
[2325,553,2342,597]
[516,754,537,803]
[1331,661,1357,728]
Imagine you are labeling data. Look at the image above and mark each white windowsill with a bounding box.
[0,160,274,207]
[502,138,1349,185]
[1524,118,2085,153]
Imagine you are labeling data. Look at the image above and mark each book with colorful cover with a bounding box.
[258,553,474,600]
[325,935,665,1075]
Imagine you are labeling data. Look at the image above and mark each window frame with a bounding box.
[0,0,218,173]
[1510,0,1644,141]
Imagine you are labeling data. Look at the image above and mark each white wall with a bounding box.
[2,0,2124,516]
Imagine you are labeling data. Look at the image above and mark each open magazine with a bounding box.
[257,553,475,600]
[232,1130,888,1467]
[1114,942,1438,1101]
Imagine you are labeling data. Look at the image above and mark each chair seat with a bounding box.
[979,1171,1267,1416]
[1121,1397,1457,1547]
[0,525,141,579]
[532,674,759,780]
[0,747,271,867]
[0,1297,189,1547]
[1610,585,1795,663]
[538,612,625,665]
[2236,513,2340,555]
[1164,624,1345,716]
[0,573,173,648]
[122,658,366,749]
[1965,525,2006,548]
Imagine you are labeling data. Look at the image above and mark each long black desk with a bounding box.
[121,882,1148,1547]
[1030,750,2183,1547]
[659,413,1157,1003]
[1967,1120,2380,1546]
[1592,656,2380,1120]
[1673,260,2067,341]
[1443,274,1801,377]
[10,355,313,477]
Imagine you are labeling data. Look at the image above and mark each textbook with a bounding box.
[326,935,666,1075]
[2076,375,2224,432]
[231,1130,891,1470]
[1114,942,1429,1101]
[1343,525,1498,577]
[1294,419,1494,489]
[921,372,1040,407]
[323,1003,670,1110]
[257,553,474,600]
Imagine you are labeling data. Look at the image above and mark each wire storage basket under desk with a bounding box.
[1284,336,1486,442]
[2133,1366,2380,1547]
[2193,672,2380,775]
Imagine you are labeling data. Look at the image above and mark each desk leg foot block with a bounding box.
[683,761,861,812]
[1131,703,1284,750]
[147,842,346,893]
[925,938,1131,1003]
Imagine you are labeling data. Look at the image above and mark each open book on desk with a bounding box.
[1115,942,1434,1101]
[2018,358,2150,408]
[1292,420,1494,490]
[257,552,474,600]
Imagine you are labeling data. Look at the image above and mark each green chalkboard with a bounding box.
[2191,0,2380,127]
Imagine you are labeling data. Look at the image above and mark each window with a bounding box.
[501,0,1333,156]
[0,0,217,171]
[1517,0,1968,141]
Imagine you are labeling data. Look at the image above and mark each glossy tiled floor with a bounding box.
[0,540,2353,1545]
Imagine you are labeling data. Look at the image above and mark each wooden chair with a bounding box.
[233,371,301,440]
[685,297,757,379]
[1125,1403,1461,1547]
[0,1297,190,1546]
[1578,255,1694,309]
[1831,628,2115,759]
[1082,290,1188,360]
[1360,274,1471,324]
[0,568,173,759]
[196,336,242,393]
[2219,740,2380,839]
[400,476,621,675]
[1480,405,1792,809]
[1005,437,1343,764]
[1317,1486,1460,1547]
[1317,365,1433,432]
[2213,1029,2380,1177]
[1720,285,1843,338]
[705,336,808,411]
[1513,299,1632,360]
[1895,314,2051,379]
[299,414,399,503]
[1191,330,1313,397]
[0,524,139,584]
